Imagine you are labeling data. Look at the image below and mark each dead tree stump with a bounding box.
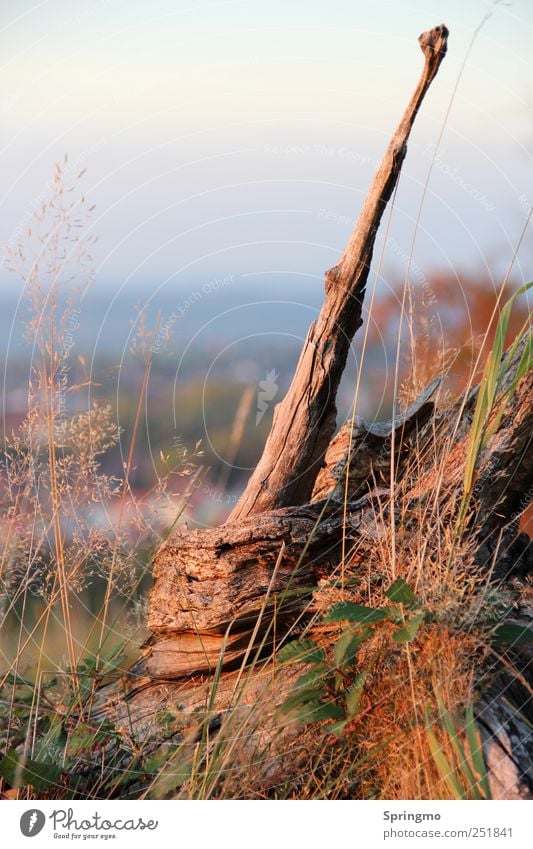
[93,24,533,798]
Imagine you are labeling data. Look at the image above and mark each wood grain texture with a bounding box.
[149,504,339,634]
[229,25,449,521]
[145,335,532,680]
[311,376,442,502]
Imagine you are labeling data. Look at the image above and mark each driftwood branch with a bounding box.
[230,24,449,520]
[88,25,533,799]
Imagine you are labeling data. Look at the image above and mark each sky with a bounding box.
[1,0,532,304]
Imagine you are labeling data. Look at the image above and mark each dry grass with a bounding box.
[0,165,201,797]
[0,162,530,801]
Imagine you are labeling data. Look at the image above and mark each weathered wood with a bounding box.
[144,338,532,680]
[146,498,370,677]
[229,25,449,520]
[143,630,260,679]
[85,23,533,799]
[311,376,441,502]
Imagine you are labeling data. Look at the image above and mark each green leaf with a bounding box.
[144,745,179,774]
[307,702,345,722]
[277,639,325,665]
[279,687,326,715]
[429,701,492,801]
[465,704,492,800]
[3,672,34,687]
[106,758,143,793]
[295,665,329,689]
[0,750,61,793]
[426,729,465,800]
[513,329,533,385]
[285,700,344,725]
[10,691,35,705]
[345,670,368,718]
[328,719,349,737]
[393,612,426,643]
[95,642,127,674]
[147,762,191,799]
[325,602,388,625]
[439,707,482,799]
[66,723,111,757]
[334,628,370,669]
[492,622,533,646]
[385,579,422,609]
[33,715,66,761]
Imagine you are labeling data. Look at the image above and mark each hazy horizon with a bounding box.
[1,0,532,309]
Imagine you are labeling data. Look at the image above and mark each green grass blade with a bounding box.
[426,727,466,799]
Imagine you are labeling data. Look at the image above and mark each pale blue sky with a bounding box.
[1,0,532,297]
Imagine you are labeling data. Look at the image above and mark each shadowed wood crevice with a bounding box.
[311,376,442,502]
